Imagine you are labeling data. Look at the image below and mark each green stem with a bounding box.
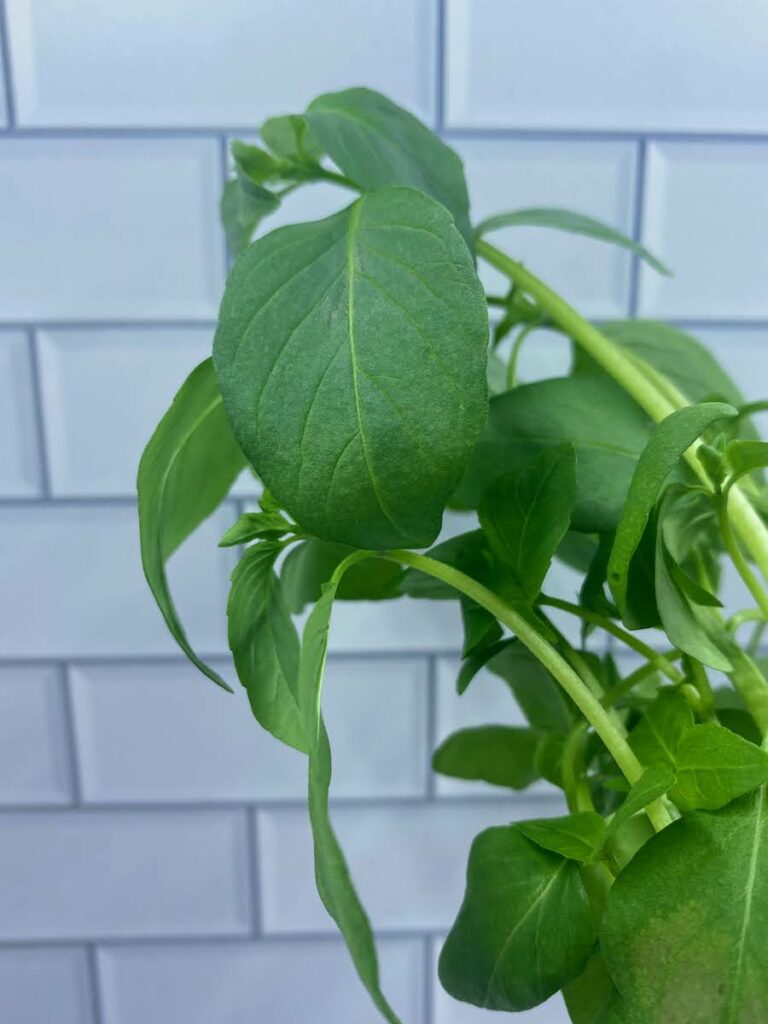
[716,494,768,621]
[388,550,672,830]
[476,239,768,588]
[686,657,716,721]
[602,652,683,708]
[538,595,684,684]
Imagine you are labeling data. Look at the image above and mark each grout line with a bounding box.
[217,133,232,277]
[26,329,52,497]
[433,0,447,132]
[246,807,263,937]
[86,943,105,1024]
[424,656,438,799]
[0,0,17,127]
[0,649,467,668]
[627,137,648,318]
[441,126,768,145]
[0,319,218,331]
[58,663,84,805]
[0,929,442,950]
[422,935,434,1024]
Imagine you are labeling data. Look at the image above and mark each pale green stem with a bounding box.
[716,493,768,621]
[387,550,672,830]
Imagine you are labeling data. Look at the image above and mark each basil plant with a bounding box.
[139,89,768,1023]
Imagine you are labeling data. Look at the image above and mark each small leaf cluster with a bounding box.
[138,87,768,1022]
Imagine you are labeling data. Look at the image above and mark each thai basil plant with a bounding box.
[138,89,768,1022]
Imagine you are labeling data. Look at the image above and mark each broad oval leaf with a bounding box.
[137,358,246,692]
[305,87,472,245]
[479,444,576,601]
[214,186,488,549]
[474,207,670,276]
[227,541,305,752]
[671,722,768,812]
[432,726,542,790]
[607,402,736,615]
[439,826,595,1011]
[601,788,768,1021]
[455,374,653,532]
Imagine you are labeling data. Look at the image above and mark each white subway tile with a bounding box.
[0,139,223,321]
[70,657,428,802]
[689,326,768,418]
[640,142,768,318]
[99,938,423,1024]
[0,664,71,804]
[325,597,462,654]
[7,0,435,127]
[446,0,768,132]
[0,331,42,495]
[430,937,570,1023]
[0,504,231,658]
[257,799,555,933]
[457,140,637,317]
[38,327,212,497]
[0,810,250,939]
[0,947,93,1024]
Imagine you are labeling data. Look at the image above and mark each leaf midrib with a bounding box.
[727,785,765,1022]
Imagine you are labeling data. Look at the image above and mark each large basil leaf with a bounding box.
[227,541,305,752]
[439,826,595,1011]
[455,375,652,532]
[137,358,246,691]
[474,207,670,275]
[214,186,488,549]
[305,87,472,245]
[601,788,768,1021]
[607,402,736,619]
[479,444,576,602]
[299,581,402,1024]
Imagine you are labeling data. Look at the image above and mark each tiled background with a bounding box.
[1,2,768,1022]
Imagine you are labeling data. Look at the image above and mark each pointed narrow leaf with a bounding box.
[460,599,502,658]
[227,541,305,751]
[439,826,595,1011]
[606,766,675,837]
[214,187,488,549]
[607,402,736,615]
[220,178,281,256]
[475,207,670,276]
[432,726,541,790]
[479,445,576,601]
[306,87,472,245]
[672,723,768,811]
[299,581,402,1023]
[456,638,512,696]
[602,788,768,1020]
[518,812,606,862]
[137,358,246,691]
[218,510,291,547]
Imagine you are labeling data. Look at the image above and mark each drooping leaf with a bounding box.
[629,688,693,769]
[608,402,736,617]
[305,87,472,245]
[474,207,670,275]
[455,375,652,532]
[231,139,284,185]
[214,187,488,549]
[299,580,402,1024]
[479,444,576,601]
[517,812,606,862]
[606,766,675,837]
[281,539,402,613]
[671,722,768,811]
[455,637,511,696]
[460,600,502,658]
[601,788,768,1021]
[227,541,305,751]
[439,826,595,1011]
[260,114,324,163]
[137,358,246,692]
[218,510,292,547]
[432,726,541,790]
[487,640,574,734]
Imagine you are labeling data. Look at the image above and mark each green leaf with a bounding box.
[305,87,473,246]
[231,139,283,185]
[299,581,402,1024]
[220,179,280,256]
[227,541,305,752]
[439,826,595,1011]
[137,358,246,692]
[601,788,768,1021]
[218,510,292,547]
[518,812,606,862]
[606,766,675,837]
[455,374,652,533]
[401,531,497,601]
[629,688,693,769]
[281,539,402,613]
[608,402,736,618]
[260,114,324,163]
[672,722,768,811]
[460,600,502,658]
[455,637,511,696]
[564,954,618,1024]
[479,444,576,601]
[556,532,600,573]
[487,640,574,734]
[214,187,488,550]
[432,726,541,790]
[726,439,768,485]
[474,207,670,276]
